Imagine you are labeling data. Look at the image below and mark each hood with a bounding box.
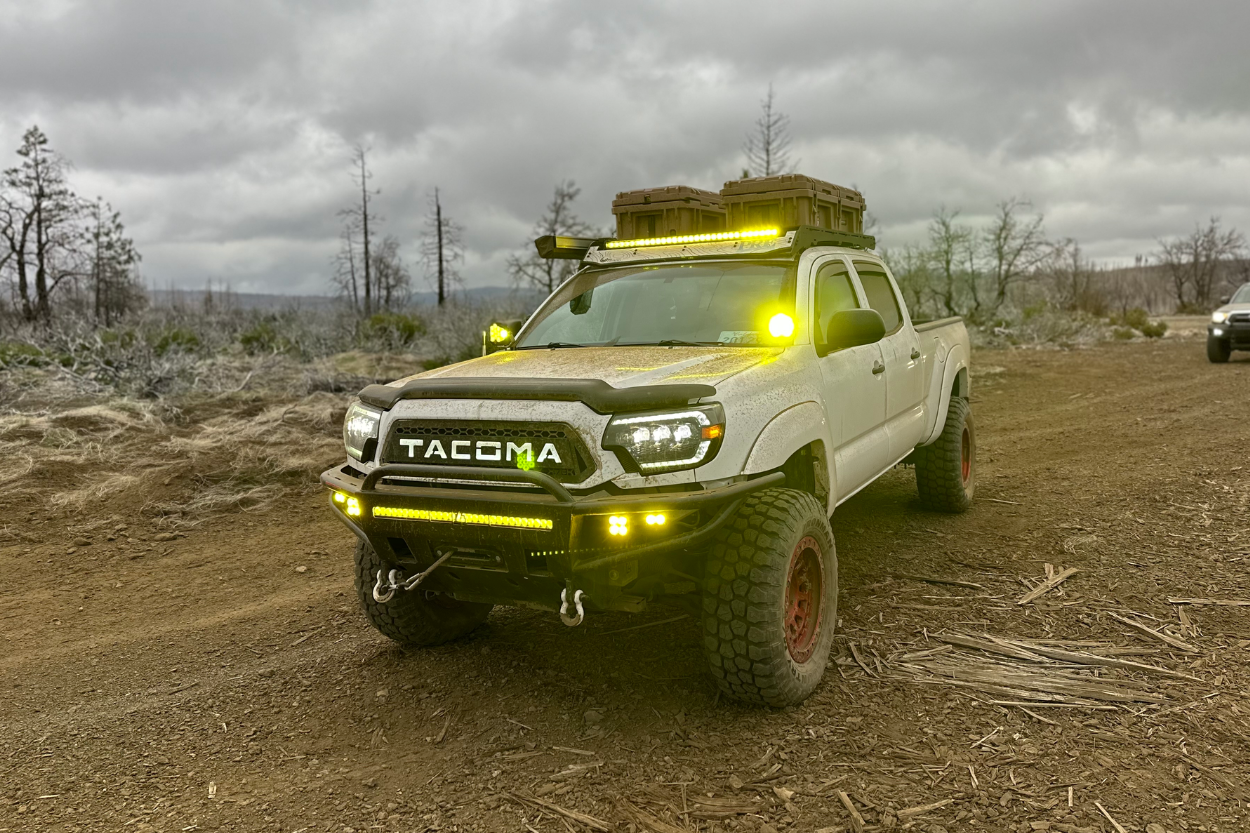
[393,346,783,390]
[1216,302,1250,315]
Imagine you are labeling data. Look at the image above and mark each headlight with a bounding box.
[1213,311,1229,323]
[343,400,382,461]
[602,405,724,473]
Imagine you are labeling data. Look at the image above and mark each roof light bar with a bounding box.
[373,505,554,531]
[605,228,780,249]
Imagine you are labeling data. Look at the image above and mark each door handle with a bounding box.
[910,348,921,360]
[872,361,885,375]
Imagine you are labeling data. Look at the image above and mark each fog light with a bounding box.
[608,515,629,536]
[645,513,666,526]
[1213,328,1224,336]
[333,492,347,504]
[345,497,362,517]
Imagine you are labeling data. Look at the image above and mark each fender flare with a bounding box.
[920,344,969,446]
[741,400,835,513]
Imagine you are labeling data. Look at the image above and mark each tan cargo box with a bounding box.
[720,174,865,234]
[612,185,727,240]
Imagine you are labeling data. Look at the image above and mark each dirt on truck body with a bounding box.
[323,176,975,706]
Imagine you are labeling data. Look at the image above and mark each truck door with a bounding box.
[811,257,891,500]
[852,261,925,460]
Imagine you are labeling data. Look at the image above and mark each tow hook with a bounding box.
[372,549,455,604]
[560,588,587,627]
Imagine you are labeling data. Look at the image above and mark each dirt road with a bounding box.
[3,336,1249,833]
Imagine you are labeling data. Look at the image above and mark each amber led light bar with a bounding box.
[604,228,780,249]
[373,505,554,531]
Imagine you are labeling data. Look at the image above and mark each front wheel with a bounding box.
[1208,336,1231,363]
[914,396,976,513]
[353,540,492,646]
[701,489,837,707]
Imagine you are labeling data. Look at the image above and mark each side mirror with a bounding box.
[484,319,523,354]
[824,309,886,353]
[570,288,593,315]
[1220,297,1231,306]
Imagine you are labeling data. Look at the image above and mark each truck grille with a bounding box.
[381,420,596,483]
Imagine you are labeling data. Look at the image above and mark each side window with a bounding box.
[814,260,859,346]
[853,264,902,333]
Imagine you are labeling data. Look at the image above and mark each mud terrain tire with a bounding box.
[914,396,976,513]
[1208,337,1231,363]
[353,540,492,646]
[701,488,837,707]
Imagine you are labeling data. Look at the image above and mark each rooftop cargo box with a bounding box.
[721,174,865,234]
[612,185,726,240]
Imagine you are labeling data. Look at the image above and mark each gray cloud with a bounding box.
[1,0,1247,294]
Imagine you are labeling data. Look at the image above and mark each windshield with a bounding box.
[515,261,796,348]
[1232,283,1250,304]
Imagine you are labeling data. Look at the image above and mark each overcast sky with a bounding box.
[2,0,1247,295]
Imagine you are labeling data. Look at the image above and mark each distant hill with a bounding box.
[149,286,544,311]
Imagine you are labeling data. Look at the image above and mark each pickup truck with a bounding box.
[1208,281,1250,362]
[321,224,973,706]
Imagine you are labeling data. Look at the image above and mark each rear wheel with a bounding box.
[914,396,976,512]
[701,489,837,707]
[1208,336,1231,363]
[353,540,492,646]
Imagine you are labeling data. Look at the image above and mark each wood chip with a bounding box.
[509,792,610,832]
[897,797,954,818]
[1168,597,1250,607]
[848,642,875,677]
[996,638,1201,681]
[1107,612,1198,653]
[1017,567,1079,605]
[836,790,866,833]
[893,574,985,590]
[1094,801,1127,833]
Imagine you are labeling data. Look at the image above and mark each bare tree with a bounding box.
[331,217,362,312]
[371,234,411,310]
[926,207,973,318]
[1,126,85,322]
[420,188,464,306]
[87,198,143,326]
[743,84,795,178]
[981,198,1048,317]
[507,181,594,296]
[1156,218,1246,311]
[340,145,380,316]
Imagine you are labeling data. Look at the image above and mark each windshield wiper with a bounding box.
[517,341,589,349]
[623,339,725,347]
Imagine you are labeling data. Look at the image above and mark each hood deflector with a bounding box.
[357,377,716,415]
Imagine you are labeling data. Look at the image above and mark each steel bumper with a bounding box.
[320,463,784,605]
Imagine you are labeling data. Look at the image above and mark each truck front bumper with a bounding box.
[1210,323,1250,350]
[320,463,784,613]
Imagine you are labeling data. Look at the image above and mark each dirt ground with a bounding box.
[3,333,1250,833]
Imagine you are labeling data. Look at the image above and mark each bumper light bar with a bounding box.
[372,505,554,531]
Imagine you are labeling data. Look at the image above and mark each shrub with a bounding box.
[1139,321,1168,339]
[239,321,296,355]
[1112,326,1136,340]
[153,327,202,356]
[0,341,47,368]
[359,312,426,351]
[1115,308,1151,330]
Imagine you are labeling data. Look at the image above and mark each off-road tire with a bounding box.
[914,396,976,513]
[701,488,837,707]
[353,540,492,646]
[1208,337,1231,363]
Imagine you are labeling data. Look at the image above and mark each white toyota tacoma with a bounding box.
[322,211,974,706]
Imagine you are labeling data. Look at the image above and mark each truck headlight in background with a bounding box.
[1212,311,1229,323]
[343,400,382,462]
[602,404,725,472]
